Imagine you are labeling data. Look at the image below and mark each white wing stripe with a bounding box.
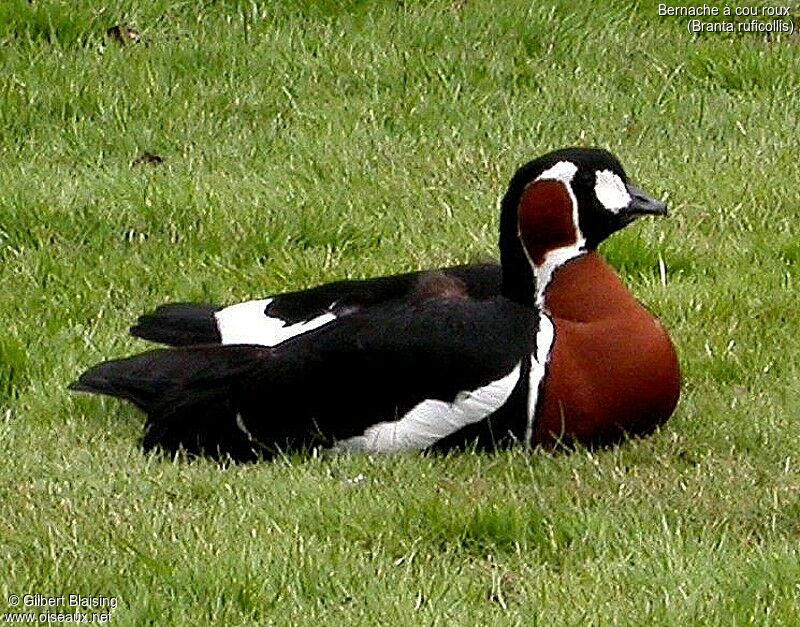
[215,298,336,346]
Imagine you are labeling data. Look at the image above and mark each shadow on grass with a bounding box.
[0,337,27,408]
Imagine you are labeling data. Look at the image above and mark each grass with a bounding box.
[1,0,799,623]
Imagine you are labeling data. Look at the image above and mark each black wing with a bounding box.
[130,263,501,346]
[73,295,535,460]
[266,262,501,322]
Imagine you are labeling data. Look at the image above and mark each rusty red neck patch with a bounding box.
[517,179,582,266]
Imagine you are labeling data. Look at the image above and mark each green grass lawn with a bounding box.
[2,0,800,623]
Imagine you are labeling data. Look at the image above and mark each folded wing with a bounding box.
[72,295,535,460]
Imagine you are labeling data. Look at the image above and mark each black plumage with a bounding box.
[131,303,222,346]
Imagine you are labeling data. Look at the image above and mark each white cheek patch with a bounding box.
[215,298,337,346]
[594,169,631,213]
[537,161,578,185]
[333,362,523,453]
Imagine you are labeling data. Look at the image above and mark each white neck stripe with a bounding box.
[536,161,578,184]
[534,244,586,307]
[525,313,555,447]
[517,161,587,307]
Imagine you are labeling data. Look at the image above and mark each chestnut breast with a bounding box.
[534,253,681,446]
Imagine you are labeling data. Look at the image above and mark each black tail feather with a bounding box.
[70,344,274,460]
[130,303,222,346]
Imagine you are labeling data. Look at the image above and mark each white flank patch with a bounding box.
[594,169,631,213]
[525,313,555,447]
[537,160,578,185]
[334,363,523,453]
[215,298,337,346]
